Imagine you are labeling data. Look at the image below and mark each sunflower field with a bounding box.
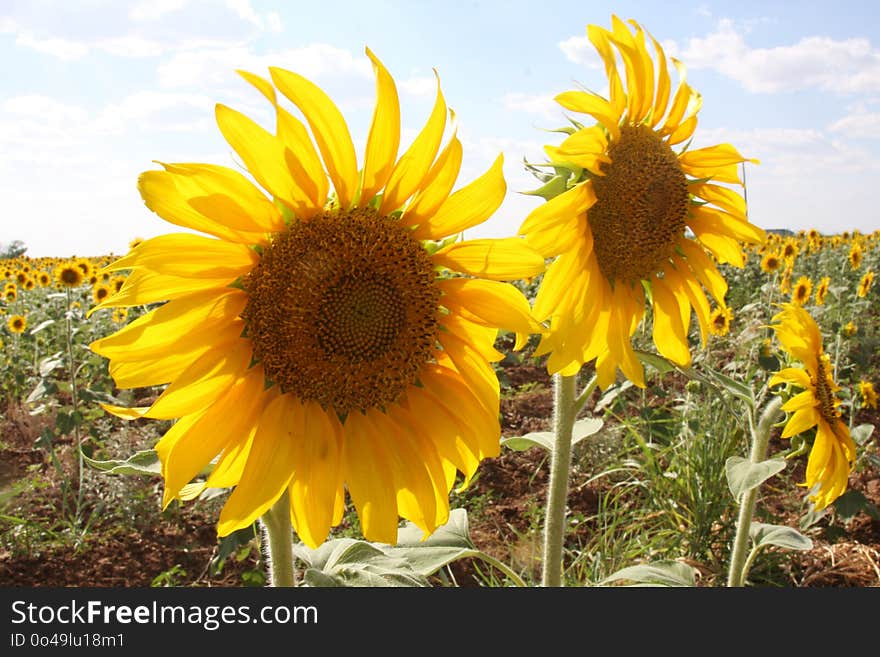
[1,17,879,589]
[1,228,877,587]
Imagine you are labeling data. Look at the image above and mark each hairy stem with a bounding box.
[261,491,296,587]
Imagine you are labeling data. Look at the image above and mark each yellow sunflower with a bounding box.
[760,252,781,273]
[518,16,765,387]
[708,305,733,337]
[55,261,85,288]
[37,271,51,287]
[859,380,878,410]
[791,276,813,306]
[843,321,857,338]
[92,283,111,305]
[857,270,874,298]
[768,304,855,510]
[7,314,27,334]
[781,239,799,265]
[814,276,830,306]
[89,49,545,548]
[848,242,862,270]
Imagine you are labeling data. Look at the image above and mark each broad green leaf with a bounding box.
[293,538,428,587]
[502,418,603,453]
[750,522,813,551]
[832,489,880,521]
[83,449,161,476]
[725,456,786,499]
[593,380,634,413]
[385,508,482,577]
[851,423,875,446]
[601,560,696,587]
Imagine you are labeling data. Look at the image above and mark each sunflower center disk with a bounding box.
[242,208,440,415]
[587,125,689,282]
[814,357,839,425]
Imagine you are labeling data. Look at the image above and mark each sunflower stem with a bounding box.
[261,491,297,587]
[65,288,85,528]
[541,372,578,587]
[726,396,783,587]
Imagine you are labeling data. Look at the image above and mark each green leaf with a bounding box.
[725,456,786,499]
[600,560,696,587]
[294,539,428,587]
[501,418,603,453]
[520,173,569,201]
[385,508,483,577]
[832,489,880,521]
[750,522,813,551]
[83,449,161,476]
[850,423,875,445]
[634,350,676,375]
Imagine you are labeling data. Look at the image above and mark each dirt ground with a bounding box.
[1,357,878,588]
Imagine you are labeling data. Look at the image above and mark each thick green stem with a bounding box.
[541,373,578,587]
[261,491,296,587]
[727,396,783,587]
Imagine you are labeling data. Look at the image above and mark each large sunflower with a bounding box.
[90,49,545,548]
[768,303,855,510]
[520,17,766,387]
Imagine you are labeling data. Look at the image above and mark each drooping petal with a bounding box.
[433,238,545,281]
[270,66,359,209]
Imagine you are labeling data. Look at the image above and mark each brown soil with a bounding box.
[1,357,878,588]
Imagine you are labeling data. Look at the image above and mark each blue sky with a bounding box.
[2,0,880,257]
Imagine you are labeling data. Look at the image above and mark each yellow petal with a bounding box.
[341,410,400,544]
[379,72,447,215]
[688,205,766,247]
[89,269,235,314]
[217,393,299,536]
[287,400,344,549]
[360,47,400,205]
[545,126,611,173]
[155,162,285,234]
[269,66,359,208]
[651,277,691,366]
[659,58,692,136]
[102,233,258,278]
[647,29,671,128]
[679,239,728,303]
[769,367,812,390]
[412,154,505,241]
[107,321,245,388]
[781,406,820,438]
[144,339,253,419]
[159,365,269,507]
[554,91,620,140]
[433,238,545,281]
[588,24,626,116]
[690,182,748,221]
[214,103,317,217]
[438,330,499,415]
[137,170,265,244]
[610,16,652,124]
[439,313,504,363]
[679,143,758,169]
[781,390,818,413]
[90,289,246,360]
[438,277,543,337]
[399,125,462,230]
[519,180,596,255]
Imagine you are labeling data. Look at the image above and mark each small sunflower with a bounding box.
[859,380,878,410]
[92,284,112,305]
[760,252,782,273]
[814,276,830,306]
[857,270,874,298]
[781,240,799,264]
[7,314,27,334]
[848,243,862,270]
[4,287,16,303]
[111,307,128,324]
[55,262,85,288]
[709,305,733,337]
[791,276,813,306]
[843,321,857,337]
[75,257,93,278]
[128,237,144,251]
[518,16,765,387]
[90,49,545,548]
[769,304,855,511]
[37,271,51,287]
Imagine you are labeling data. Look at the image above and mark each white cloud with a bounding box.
[398,75,436,97]
[502,92,561,121]
[157,43,373,89]
[558,34,602,68]
[129,0,189,21]
[670,19,880,94]
[15,31,89,60]
[829,110,880,138]
[94,91,215,135]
